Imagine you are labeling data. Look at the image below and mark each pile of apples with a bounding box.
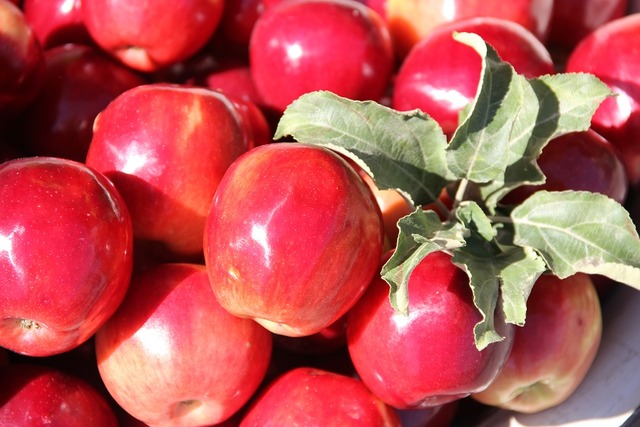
[1,0,639,426]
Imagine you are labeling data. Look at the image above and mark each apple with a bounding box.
[22,0,92,49]
[392,16,556,139]
[0,363,118,426]
[363,0,554,59]
[81,0,225,72]
[239,367,402,426]
[396,401,459,427]
[95,262,273,426]
[85,83,253,262]
[346,250,514,409]
[13,43,146,162]
[249,0,394,114]
[204,143,384,337]
[565,14,640,187]
[471,273,602,413]
[0,157,133,357]
[0,0,44,124]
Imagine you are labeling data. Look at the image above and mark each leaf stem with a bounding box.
[487,215,513,224]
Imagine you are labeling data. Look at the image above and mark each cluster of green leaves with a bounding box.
[275,32,640,350]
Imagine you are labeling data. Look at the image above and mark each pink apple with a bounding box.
[85,83,253,261]
[95,262,273,426]
[239,367,402,426]
[249,0,394,114]
[347,250,514,409]
[565,14,640,187]
[0,157,133,357]
[204,143,384,337]
[14,43,146,162]
[23,0,92,49]
[0,363,118,426]
[393,16,556,139]
[471,273,602,413]
[81,0,225,72]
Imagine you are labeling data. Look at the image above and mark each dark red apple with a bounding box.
[85,83,253,261]
[249,0,394,114]
[0,363,118,426]
[393,16,555,139]
[81,0,225,72]
[239,367,402,426]
[565,14,640,187]
[204,143,384,337]
[22,0,92,49]
[96,263,273,426]
[0,157,133,357]
[0,0,44,124]
[472,273,602,413]
[14,43,146,162]
[347,250,514,409]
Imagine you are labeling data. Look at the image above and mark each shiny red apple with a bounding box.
[22,0,92,49]
[96,262,273,426]
[85,83,253,261]
[347,250,514,409]
[204,143,384,337]
[249,0,394,114]
[472,273,602,413]
[0,157,133,357]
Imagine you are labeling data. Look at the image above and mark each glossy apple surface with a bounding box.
[204,143,384,337]
[249,0,394,114]
[0,0,44,124]
[393,16,555,139]
[15,43,146,162]
[565,14,640,186]
[0,157,133,356]
[0,363,118,426]
[472,273,602,413]
[81,0,224,72]
[85,83,252,261]
[96,263,273,426]
[239,367,402,426]
[347,250,514,409]
[23,0,92,49]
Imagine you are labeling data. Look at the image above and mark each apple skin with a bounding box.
[204,143,384,337]
[249,0,394,114]
[95,263,273,426]
[392,16,555,139]
[23,0,92,49]
[85,83,252,261]
[565,14,640,187]
[0,0,45,124]
[0,363,119,426]
[81,0,224,72]
[0,157,133,357]
[239,367,402,426]
[347,250,514,409]
[471,273,602,413]
[14,43,146,162]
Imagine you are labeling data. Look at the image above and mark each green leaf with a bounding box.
[274,91,453,206]
[381,209,466,315]
[511,190,640,290]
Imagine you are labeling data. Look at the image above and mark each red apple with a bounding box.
[565,14,640,187]
[0,363,118,426]
[239,367,402,426]
[203,143,384,337]
[393,16,555,139]
[249,0,394,114]
[14,43,146,162]
[0,157,133,357]
[96,263,273,426]
[85,83,253,261]
[81,0,225,72]
[347,250,514,409]
[471,273,602,413]
[0,0,44,124]
[23,0,92,49]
